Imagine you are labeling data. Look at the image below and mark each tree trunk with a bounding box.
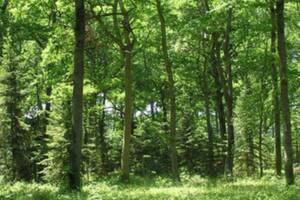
[9,64,32,182]
[120,44,133,182]
[203,62,215,177]
[223,7,235,175]
[270,2,282,176]
[258,114,263,178]
[211,33,227,171]
[69,0,85,190]
[244,78,255,176]
[211,34,226,141]
[156,0,179,181]
[160,86,168,134]
[99,92,108,176]
[276,0,294,185]
[119,0,134,182]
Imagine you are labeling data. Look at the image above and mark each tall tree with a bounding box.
[89,0,135,182]
[156,0,179,181]
[117,0,135,182]
[276,0,294,185]
[3,42,32,182]
[211,33,227,171]
[69,0,85,190]
[97,92,108,176]
[270,1,282,176]
[222,7,235,175]
[202,58,215,177]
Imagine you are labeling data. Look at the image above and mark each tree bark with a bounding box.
[270,1,282,176]
[211,33,227,171]
[99,93,108,176]
[160,85,169,134]
[222,7,235,175]
[9,63,32,182]
[203,61,215,177]
[211,34,226,141]
[118,0,134,182]
[69,0,85,190]
[120,48,133,182]
[276,0,294,185]
[244,78,255,176]
[156,0,179,181]
[258,113,263,177]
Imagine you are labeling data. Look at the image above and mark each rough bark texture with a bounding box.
[156,0,179,181]
[270,2,282,176]
[276,0,294,185]
[69,0,85,190]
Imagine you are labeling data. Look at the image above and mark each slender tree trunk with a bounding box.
[247,129,255,176]
[211,33,227,171]
[150,101,155,121]
[160,86,168,134]
[119,0,134,182]
[270,2,282,176]
[223,7,235,175]
[156,0,179,181]
[295,125,300,163]
[69,0,85,190]
[244,78,255,176]
[120,49,133,182]
[211,34,226,141]
[276,0,294,185]
[203,62,215,177]
[258,114,263,177]
[99,92,108,176]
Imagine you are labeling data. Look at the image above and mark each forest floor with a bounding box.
[0,175,300,200]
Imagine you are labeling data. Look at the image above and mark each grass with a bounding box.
[0,175,300,200]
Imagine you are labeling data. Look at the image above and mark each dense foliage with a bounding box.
[0,0,299,197]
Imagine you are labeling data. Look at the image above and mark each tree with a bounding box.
[118,0,135,182]
[156,0,179,181]
[202,54,215,177]
[276,0,294,185]
[1,40,32,182]
[269,1,282,176]
[69,0,85,190]
[221,7,235,175]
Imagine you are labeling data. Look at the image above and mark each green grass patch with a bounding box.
[0,176,299,200]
